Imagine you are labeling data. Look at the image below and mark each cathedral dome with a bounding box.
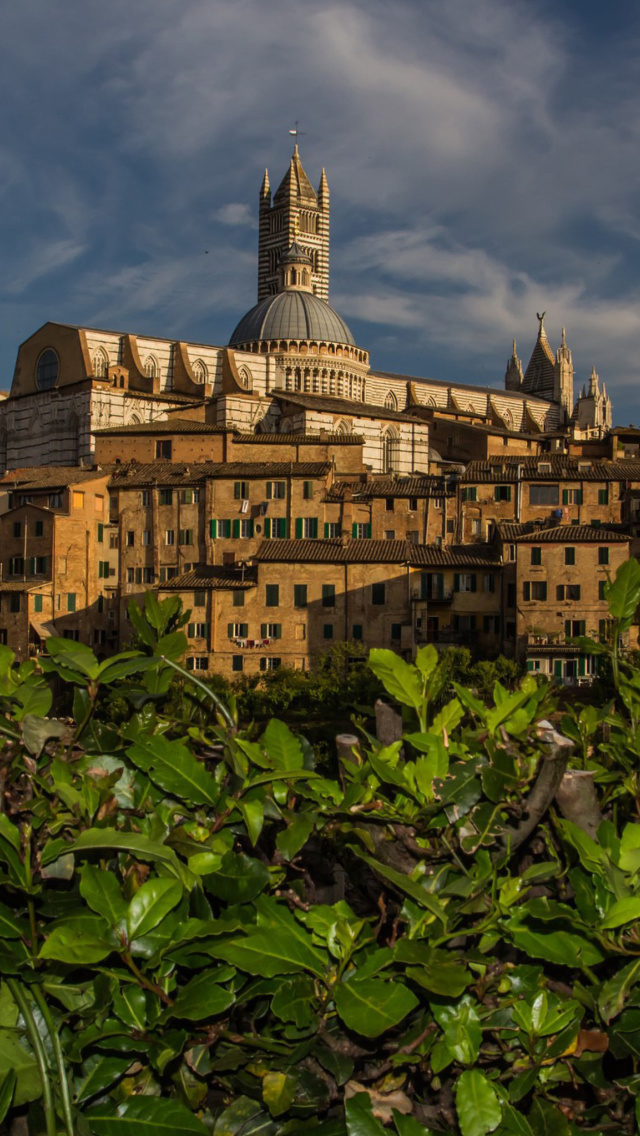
[229,290,356,349]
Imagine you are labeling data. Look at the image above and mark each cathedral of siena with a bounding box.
[0,146,612,473]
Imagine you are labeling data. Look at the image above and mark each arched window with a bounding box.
[144,356,158,379]
[93,348,109,378]
[238,366,252,390]
[334,420,351,436]
[36,349,59,391]
[385,390,398,411]
[382,429,399,473]
[192,359,207,384]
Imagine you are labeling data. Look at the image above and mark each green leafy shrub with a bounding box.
[0,579,639,1135]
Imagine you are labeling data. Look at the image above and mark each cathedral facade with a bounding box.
[0,147,611,473]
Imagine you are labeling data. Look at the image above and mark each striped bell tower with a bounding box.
[257,146,330,302]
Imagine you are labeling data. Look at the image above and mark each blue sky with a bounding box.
[2,0,640,421]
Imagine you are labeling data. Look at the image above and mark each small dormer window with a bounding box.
[36,349,59,391]
[538,462,551,473]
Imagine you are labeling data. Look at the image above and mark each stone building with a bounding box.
[0,145,589,474]
[0,468,117,659]
[0,145,628,685]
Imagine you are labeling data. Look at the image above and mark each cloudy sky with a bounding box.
[2,0,640,419]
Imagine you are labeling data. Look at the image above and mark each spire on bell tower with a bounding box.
[505,339,523,392]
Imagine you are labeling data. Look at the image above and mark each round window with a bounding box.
[36,350,59,391]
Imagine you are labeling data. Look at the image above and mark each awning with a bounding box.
[30,621,55,640]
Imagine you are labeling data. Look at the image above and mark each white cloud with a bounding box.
[214,203,257,228]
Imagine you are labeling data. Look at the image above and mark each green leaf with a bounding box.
[113,985,148,1031]
[393,1115,441,1136]
[87,1094,208,1135]
[0,1070,16,1124]
[126,735,219,807]
[208,926,326,977]
[605,557,640,627]
[334,977,418,1038]
[71,829,185,874]
[345,1092,387,1136]
[357,854,447,922]
[455,1069,502,1136]
[599,957,640,1022]
[368,650,424,712]
[80,863,127,925]
[127,878,183,941]
[74,1055,131,1104]
[271,975,315,1027]
[0,902,29,940]
[165,970,235,1021]
[237,797,264,846]
[261,719,304,769]
[276,814,315,861]
[601,895,640,929]
[39,916,113,964]
[527,1099,571,1136]
[262,1070,297,1117]
[204,852,270,904]
[497,1104,534,1136]
[504,918,604,967]
[0,1030,42,1106]
[213,1097,267,1136]
[432,998,481,1065]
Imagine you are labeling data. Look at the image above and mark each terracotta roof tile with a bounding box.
[233,432,363,445]
[407,544,501,567]
[255,539,502,566]
[157,567,257,590]
[0,468,109,490]
[108,461,331,487]
[462,457,640,483]
[95,419,231,435]
[325,476,447,501]
[497,522,629,544]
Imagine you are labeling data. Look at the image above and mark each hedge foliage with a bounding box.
[0,562,640,1134]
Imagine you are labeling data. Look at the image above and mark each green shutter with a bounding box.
[454,573,460,592]
[527,659,534,672]
[264,518,271,538]
[324,522,329,538]
[565,620,571,638]
[248,519,254,537]
[578,656,586,676]
[310,518,318,538]
[366,523,372,539]
[352,523,358,538]
[274,624,282,639]
[234,483,241,499]
[232,519,240,538]
[97,523,103,542]
[562,489,568,505]
[261,623,267,639]
[210,519,217,539]
[188,623,195,638]
[469,615,476,630]
[437,573,444,598]
[554,659,563,678]
[227,623,233,638]
[470,575,477,592]
[577,490,583,505]
[579,621,586,636]
[295,518,303,539]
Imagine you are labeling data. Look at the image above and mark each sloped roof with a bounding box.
[274,390,425,425]
[233,432,363,445]
[255,539,501,566]
[522,324,557,402]
[273,147,318,205]
[0,468,109,490]
[497,522,629,544]
[325,476,445,501]
[462,457,640,483]
[157,567,257,590]
[108,461,331,487]
[407,544,501,567]
[255,539,409,563]
[95,419,231,436]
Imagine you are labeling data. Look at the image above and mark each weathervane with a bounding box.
[289,121,306,145]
